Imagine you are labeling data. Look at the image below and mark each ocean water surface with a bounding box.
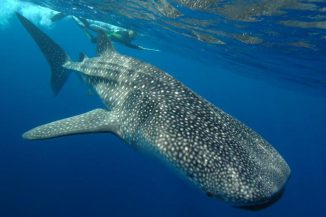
[0,0,325,216]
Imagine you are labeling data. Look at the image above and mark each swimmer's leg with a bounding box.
[51,12,67,22]
[72,17,97,43]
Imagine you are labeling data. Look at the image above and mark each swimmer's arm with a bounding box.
[125,43,144,50]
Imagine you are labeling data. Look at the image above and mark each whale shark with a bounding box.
[17,13,290,209]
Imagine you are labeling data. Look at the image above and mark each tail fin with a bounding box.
[16,13,70,95]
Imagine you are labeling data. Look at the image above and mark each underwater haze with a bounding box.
[0,0,326,217]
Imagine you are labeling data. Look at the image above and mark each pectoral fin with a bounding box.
[23,109,119,140]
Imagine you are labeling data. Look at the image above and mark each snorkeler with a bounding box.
[51,13,159,52]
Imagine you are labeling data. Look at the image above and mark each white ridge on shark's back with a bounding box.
[17,13,290,209]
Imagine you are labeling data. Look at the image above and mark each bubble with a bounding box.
[0,0,57,29]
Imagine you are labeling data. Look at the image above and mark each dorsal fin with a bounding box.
[96,32,114,56]
[78,52,88,62]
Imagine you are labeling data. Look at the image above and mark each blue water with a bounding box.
[1,1,326,217]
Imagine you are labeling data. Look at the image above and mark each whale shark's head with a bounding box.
[203,131,291,209]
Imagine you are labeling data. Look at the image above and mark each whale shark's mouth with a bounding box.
[234,188,285,211]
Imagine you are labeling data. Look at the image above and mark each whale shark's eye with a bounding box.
[206,192,214,198]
